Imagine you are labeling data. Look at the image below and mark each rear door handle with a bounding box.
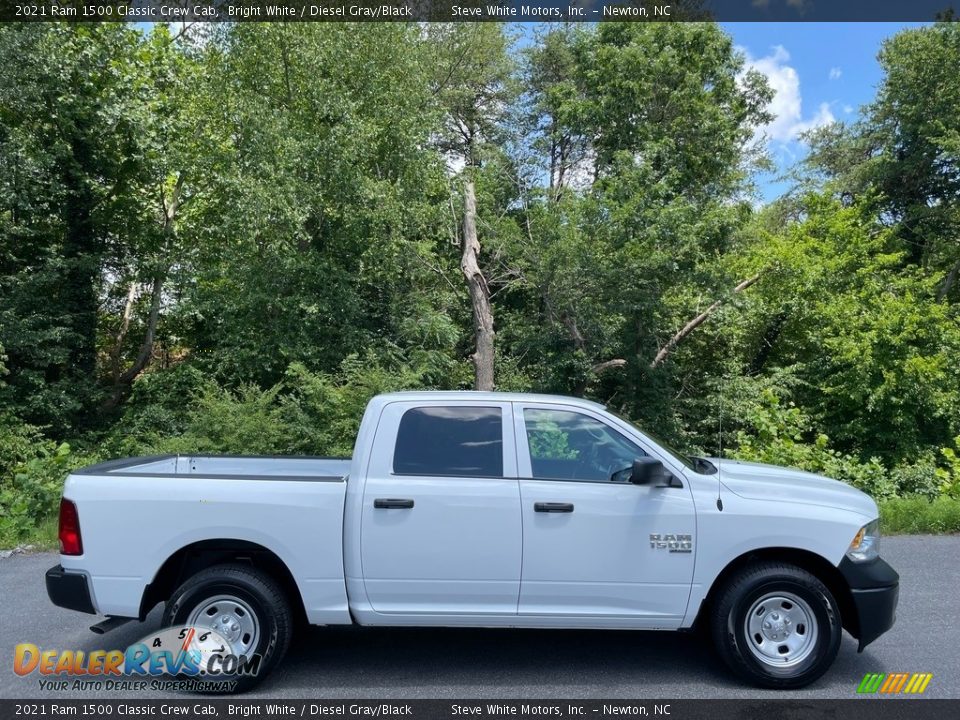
[534,502,574,513]
[374,498,415,509]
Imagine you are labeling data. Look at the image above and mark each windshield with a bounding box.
[610,411,716,474]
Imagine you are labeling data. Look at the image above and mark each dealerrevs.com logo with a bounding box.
[857,672,934,695]
[13,626,262,693]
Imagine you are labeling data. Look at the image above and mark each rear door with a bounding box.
[360,400,522,615]
[515,403,696,626]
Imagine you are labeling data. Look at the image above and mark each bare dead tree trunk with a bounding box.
[110,280,139,383]
[106,175,184,406]
[650,273,762,369]
[461,180,495,391]
[555,144,567,197]
[937,258,960,302]
[118,274,163,386]
[562,312,586,352]
[549,127,557,193]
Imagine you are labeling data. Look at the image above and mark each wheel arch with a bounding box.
[695,547,857,638]
[139,538,307,626]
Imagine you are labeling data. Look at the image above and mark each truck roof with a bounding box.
[372,390,607,411]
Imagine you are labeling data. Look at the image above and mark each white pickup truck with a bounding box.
[47,391,898,690]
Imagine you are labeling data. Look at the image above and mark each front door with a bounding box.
[360,400,522,615]
[515,404,696,626]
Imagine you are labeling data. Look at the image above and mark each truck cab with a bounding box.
[345,393,698,624]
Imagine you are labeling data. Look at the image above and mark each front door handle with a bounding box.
[374,498,415,509]
[534,502,574,513]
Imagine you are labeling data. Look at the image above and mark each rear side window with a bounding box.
[393,406,503,477]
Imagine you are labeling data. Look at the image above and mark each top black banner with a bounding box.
[1,0,957,22]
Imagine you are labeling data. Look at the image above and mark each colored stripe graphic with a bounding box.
[857,673,886,693]
[909,674,933,694]
[857,672,932,694]
[904,674,921,694]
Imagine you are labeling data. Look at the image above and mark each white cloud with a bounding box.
[742,45,836,144]
[791,102,836,136]
[843,104,854,114]
[829,67,842,80]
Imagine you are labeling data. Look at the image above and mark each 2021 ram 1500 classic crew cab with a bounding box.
[46,391,898,690]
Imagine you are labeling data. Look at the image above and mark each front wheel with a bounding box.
[162,564,292,693]
[710,562,842,688]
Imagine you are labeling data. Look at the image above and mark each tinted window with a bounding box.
[393,406,503,477]
[524,408,645,483]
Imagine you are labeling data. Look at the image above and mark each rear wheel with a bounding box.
[163,563,292,693]
[710,562,842,688]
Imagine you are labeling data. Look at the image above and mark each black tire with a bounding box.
[163,563,292,693]
[710,562,842,689]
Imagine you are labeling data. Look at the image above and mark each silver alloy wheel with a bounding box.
[743,591,819,669]
[186,594,260,657]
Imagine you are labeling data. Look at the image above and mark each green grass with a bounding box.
[879,496,960,534]
[0,515,58,552]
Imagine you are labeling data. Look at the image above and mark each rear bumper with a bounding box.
[46,564,96,615]
[839,556,899,651]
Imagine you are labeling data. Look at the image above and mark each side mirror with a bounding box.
[629,457,666,485]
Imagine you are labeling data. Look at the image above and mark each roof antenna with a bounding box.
[716,374,724,512]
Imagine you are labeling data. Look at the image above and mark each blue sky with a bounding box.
[722,22,926,201]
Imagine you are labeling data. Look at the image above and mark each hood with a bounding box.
[706,458,878,520]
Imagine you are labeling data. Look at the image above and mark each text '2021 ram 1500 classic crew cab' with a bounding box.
[46,391,899,690]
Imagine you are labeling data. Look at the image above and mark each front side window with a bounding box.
[524,408,645,483]
[393,406,503,477]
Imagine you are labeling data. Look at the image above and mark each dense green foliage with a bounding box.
[880,496,960,535]
[2,22,960,544]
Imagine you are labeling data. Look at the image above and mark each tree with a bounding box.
[805,23,960,297]
[873,23,960,275]
[428,24,519,391]
[702,194,960,465]
[524,25,591,199]
[500,22,772,423]
[104,25,219,405]
[0,24,156,432]
[180,24,460,389]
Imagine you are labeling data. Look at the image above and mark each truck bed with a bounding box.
[61,455,353,625]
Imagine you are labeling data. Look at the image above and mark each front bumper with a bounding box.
[46,564,96,615]
[839,556,899,651]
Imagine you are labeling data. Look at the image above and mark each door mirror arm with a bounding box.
[655,474,683,489]
[630,457,683,488]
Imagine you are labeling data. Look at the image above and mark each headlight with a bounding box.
[846,518,880,562]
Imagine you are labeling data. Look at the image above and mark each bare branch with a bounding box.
[938,259,960,302]
[118,274,163,385]
[650,273,763,369]
[573,358,627,396]
[592,358,627,374]
[109,280,139,383]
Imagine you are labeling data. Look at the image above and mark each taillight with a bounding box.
[58,499,83,556]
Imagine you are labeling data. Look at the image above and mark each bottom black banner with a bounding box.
[0,699,956,720]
